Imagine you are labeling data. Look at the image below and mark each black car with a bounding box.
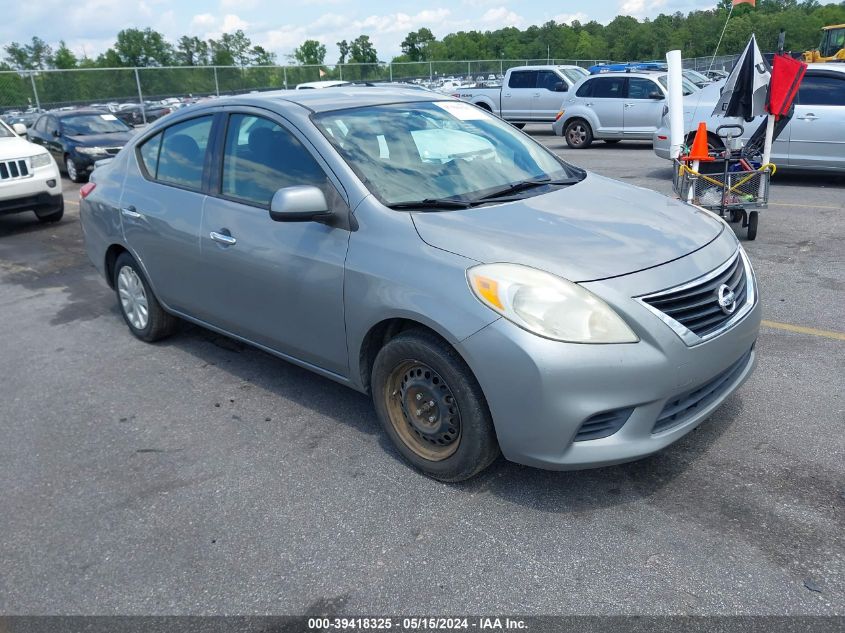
[114,103,172,127]
[28,110,134,182]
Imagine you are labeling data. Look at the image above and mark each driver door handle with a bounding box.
[121,206,142,219]
[210,231,237,246]
[797,114,818,121]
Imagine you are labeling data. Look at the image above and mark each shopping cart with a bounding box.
[672,125,774,241]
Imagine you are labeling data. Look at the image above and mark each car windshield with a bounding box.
[61,113,130,136]
[0,121,13,138]
[313,101,582,206]
[560,67,588,82]
[658,75,698,96]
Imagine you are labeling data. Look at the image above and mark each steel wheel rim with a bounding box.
[66,158,77,180]
[117,266,149,331]
[568,124,586,145]
[384,360,462,461]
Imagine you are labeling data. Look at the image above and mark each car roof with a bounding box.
[51,109,110,118]
[211,87,448,113]
[583,71,665,78]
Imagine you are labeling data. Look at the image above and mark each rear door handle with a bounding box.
[121,206,142,219]
[797,114,818,121]
[210,231,237,246]
[624,102,634,108]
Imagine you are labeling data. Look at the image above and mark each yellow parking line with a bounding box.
[762,320,845,341]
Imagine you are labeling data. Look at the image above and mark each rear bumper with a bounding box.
[0,192,63,216]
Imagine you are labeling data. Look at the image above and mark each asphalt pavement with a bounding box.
[0,131,842,615]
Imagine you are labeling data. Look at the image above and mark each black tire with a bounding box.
[371,329,499,482]
[64,155,85,183]
[113,252,178,342]
[729,209,743,223]
[746,211,758,241]
[564,119,593,149]
[604,139,620,144]
[36,198,64,223]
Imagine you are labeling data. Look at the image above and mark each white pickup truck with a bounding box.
[449,65,589,126]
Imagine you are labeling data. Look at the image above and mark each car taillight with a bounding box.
[80,182,96,199]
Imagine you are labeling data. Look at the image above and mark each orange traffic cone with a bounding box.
[684,122,715,162]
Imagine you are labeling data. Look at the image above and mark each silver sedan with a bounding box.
[80,88,760,481]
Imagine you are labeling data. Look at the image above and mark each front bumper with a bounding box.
[457,246,761,470]
[0,165,63,216]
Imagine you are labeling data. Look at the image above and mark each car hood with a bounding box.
[66,132,132,146]
[0,135,43,160]
[410,172,723,282]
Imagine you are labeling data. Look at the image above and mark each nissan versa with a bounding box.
[80,88,760,481]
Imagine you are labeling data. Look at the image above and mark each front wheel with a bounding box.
[36,198,64,223]
[564,119,593,149]
[113,252,178,342]
[65,156,84,183]
[371,329,499,482]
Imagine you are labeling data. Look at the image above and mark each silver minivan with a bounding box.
[553,71,698,148]
[81,88,760,481]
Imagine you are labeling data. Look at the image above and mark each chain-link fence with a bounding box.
[0,55,738,113]
[0,59,613,112]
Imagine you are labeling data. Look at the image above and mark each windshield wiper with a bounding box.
[475,177,582,202]
[387,198,471,211]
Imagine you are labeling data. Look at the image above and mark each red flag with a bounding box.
[768,54,807,118]
[732,0,755,6]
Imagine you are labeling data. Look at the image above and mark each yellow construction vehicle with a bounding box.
[803,24,845,63]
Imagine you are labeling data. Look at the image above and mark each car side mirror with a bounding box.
[553,82,568,92]
[269,185,331,222]
[649,92,665,100]
[12,123,26,135]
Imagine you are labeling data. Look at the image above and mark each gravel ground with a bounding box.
[0,131,842,615]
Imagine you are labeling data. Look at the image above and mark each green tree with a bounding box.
[52,41,78,69]
[113,28,173,66]
[3,42,30,69]
[337,39,350,64]
[401,28,436,61]
[292,39,326,65]
[175,36,210,66]
[250,45,277,65]
[25,37,53,69]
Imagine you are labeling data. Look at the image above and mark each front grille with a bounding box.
[653,347,752,434]
[0,158,30,181]
[642,252,748,339]
[574,407,634,441]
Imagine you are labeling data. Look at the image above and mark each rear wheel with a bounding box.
[113,252,178,342]
[564,119,593,149]
[371,329,499,481]
[746,211,758,241]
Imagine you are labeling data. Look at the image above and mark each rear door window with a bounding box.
[575,80,594,98]
[155,116,213,190]
[592,77,626,98]
[508,71,538,89]
[138,133,162,177]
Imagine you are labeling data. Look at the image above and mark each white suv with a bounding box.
[552,71,698,149]
[0,119,63,223]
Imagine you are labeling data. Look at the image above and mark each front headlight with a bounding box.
[30,152,52,169]
[467,263,638,344]
[76,146,109,156]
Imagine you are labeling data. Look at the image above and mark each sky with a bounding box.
[2,0,715,63]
